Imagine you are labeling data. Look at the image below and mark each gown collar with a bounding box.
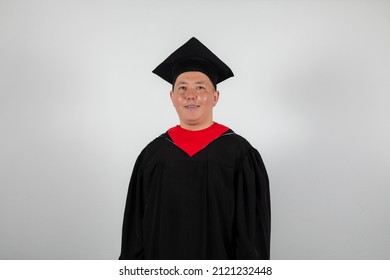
[167,122,230,157]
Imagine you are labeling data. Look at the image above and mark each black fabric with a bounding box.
[119,130,271,260]
[152,37,234,87]
[172,57,218,88]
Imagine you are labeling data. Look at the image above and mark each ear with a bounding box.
[213,90,220,106]
[170,91,175,105]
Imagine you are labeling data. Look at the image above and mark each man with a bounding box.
[119,37,270,259]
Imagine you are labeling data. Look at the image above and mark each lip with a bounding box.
[184,104,200,109]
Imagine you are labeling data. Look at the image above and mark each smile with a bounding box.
[184,105,200,109]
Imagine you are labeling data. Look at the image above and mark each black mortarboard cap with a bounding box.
[152,37,234,88]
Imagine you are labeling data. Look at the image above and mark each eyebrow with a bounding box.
[176,81,207,85]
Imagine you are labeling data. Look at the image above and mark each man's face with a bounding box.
[170,71,219,130]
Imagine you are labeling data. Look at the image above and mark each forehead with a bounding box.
[175,71,213,84]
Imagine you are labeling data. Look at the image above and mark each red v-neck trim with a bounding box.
[167,123,230,157]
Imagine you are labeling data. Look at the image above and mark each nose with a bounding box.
[185,89,197,100]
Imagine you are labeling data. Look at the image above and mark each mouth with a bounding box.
[184,104,200,109]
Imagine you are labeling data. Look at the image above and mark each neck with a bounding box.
[179,121,214,131]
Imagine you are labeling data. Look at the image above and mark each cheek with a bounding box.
[175,96,185,106]
[198,94,209,103]
[203,95,215,106]
[171,95,184,110]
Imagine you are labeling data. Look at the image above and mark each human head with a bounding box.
[170,71,219,130]
[152,37,233,130]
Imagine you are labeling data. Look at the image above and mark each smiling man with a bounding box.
[119,37,271,260]
[171,71,218,131]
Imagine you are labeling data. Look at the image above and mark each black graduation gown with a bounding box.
[119,129,271,260]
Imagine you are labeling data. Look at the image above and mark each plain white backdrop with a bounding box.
[1,0,389,259]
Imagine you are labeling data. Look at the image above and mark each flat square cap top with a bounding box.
[152,37,234,87]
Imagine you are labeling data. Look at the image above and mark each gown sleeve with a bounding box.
[235,148,271,259]
[119,153,145,259]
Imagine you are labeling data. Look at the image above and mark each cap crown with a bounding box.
[152,37,234,87]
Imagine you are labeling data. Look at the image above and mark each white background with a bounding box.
[1,0,389,259]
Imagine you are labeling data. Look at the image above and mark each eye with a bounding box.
[177,85,186,91]
[196,85,205,90]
